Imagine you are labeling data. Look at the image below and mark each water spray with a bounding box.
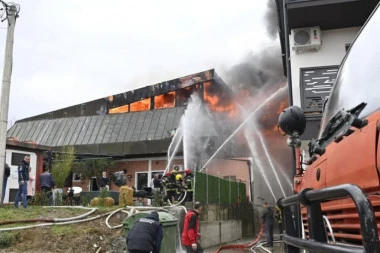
[164,121,184,175]
[201,86,287,171]
[245,130,277,200]
[254,124,287,198]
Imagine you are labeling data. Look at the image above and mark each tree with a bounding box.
[72,158,115,188]
[51,146,76,188]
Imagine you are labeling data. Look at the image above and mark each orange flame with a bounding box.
[109,105,129,114]
[130,98,151,112]
[154,91,175,109]
[203,81,237,117]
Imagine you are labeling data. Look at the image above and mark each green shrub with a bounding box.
[0,232,14,247]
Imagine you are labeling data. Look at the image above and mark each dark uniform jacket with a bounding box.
[126,211,163,253]
[99,177,110,188]
[17,160,29,183]
[261,206,274,226]
[184,174,193,191]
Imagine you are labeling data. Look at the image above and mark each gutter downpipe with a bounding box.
[283,0,293,107]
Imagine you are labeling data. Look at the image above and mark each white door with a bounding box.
[4,149,37,203]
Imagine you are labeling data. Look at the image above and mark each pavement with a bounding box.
[204,236,285,253]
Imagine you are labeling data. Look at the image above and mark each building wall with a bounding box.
[72,158,185,191]
[290,27,361,107]
[204,159,250,200]
[3,148,43,203]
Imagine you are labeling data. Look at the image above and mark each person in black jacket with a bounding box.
[99,171,110,191]
[261,202,274,248]
[1,163,10,204]
[126,211,163,253]
[14,156,30,209]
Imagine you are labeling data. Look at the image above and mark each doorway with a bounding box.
[90,177,99,191]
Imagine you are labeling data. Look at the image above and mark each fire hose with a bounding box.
[214,224,264,253]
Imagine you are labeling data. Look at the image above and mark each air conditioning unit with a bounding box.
[173,165,184,172]
[291,26,321,52]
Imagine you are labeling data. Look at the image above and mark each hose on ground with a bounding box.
[215,224,264,253]
[0,206,97,226]
[0,211,112,232]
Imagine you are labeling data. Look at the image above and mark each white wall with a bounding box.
[290,27,361,106]
[4,149,37,203]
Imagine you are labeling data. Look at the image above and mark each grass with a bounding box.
[50,225,74,236]
[0,205,125,252]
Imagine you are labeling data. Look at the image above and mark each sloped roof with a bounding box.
[7,107,185,155]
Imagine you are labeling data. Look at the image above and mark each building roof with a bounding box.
[7,107,184,156]
[18,69,215,122]
[7,69,231,157]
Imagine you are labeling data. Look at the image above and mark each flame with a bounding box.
[130,98,151,112]
[109,105,129,114]
[203,81,237,117]
[176,86,195,106]
[154,91,175,109]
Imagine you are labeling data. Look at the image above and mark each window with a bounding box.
[11,152,29,166]
[72,173,82,182]
[136,173,148,190]
[154,92,175,109]
[130,98,151,112]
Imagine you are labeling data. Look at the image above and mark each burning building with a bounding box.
[5,69,253,201]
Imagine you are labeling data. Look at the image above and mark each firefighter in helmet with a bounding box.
[175,173,185,201]
[183,169,194,202]
[163,169,178,204]
[275,204,283,240]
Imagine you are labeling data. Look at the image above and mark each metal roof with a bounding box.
[7,107,185,155]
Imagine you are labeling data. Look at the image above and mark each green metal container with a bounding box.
[123,211,179,253]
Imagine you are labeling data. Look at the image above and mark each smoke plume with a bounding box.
[264,0,280,40]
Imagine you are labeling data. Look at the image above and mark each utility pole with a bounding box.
[0,2,19,205]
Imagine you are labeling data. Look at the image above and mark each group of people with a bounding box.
[126,201,203,253]
[11,155,56,209]
[161,168,194,204]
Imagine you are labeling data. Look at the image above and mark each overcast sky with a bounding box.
[0,0,278,125]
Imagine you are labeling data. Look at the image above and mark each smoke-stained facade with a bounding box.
[7,69,250,158]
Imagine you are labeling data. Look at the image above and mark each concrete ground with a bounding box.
[204,235,285,253]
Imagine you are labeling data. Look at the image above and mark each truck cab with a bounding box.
[278,3,380,252]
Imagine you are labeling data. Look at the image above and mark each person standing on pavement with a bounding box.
[126,211,163,253]
[1,163,10,204]
[261,202,274,248]
[14,156,30,209]
[182,201,203,253]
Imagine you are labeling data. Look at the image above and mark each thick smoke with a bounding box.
[223,46,285,95]
[265,0,280,40]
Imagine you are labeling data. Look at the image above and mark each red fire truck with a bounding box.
[278,3,380,253]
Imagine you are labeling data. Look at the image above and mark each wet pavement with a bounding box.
[204,237,285,253]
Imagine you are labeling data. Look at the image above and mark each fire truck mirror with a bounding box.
[278,106,306,137]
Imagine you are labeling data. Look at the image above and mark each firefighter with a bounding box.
[163,170,178,204]
[175,173,185,201]
[275,205,283,240]
[183,169,194,202]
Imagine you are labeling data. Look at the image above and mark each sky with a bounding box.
[0,0,278,125]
